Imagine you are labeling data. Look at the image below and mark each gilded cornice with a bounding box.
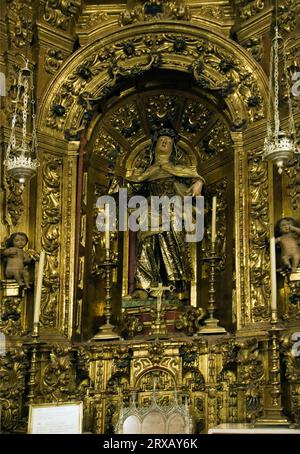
[233,5,273,43]
[36,20,76,50]
[76,1,235,44]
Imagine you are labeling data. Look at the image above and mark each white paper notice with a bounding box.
[28,402,82,434]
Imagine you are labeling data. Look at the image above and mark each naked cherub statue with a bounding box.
[2,232,32,288]
[275,217,300,273]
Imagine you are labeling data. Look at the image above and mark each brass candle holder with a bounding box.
[27,323,40,405]
[198,241,226,334]
[92,249,120,341]
[255,324,290,427]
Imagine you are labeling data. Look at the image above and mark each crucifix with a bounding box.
[148,283,174,336]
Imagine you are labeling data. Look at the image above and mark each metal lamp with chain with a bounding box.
[4,59,39,185]
[262,6,299,174]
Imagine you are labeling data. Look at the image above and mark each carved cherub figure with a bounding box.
[2,232,31,288]
[275,217,300,273]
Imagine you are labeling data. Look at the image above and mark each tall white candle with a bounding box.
[34,250,45,325]
[105,204,110,250]
[270,236,277,319]
[212,196,217,243]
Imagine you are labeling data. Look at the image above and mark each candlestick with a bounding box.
[92,252,120,341]
[198,241,227,334]
[212,196,217,243]
[270,236,277,323]
[33,250,45,327]
[105,204,110,250]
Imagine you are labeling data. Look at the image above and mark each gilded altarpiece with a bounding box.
[0,0,300,434]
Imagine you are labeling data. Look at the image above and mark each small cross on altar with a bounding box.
[149,283,174,312]
[148,283,175,336]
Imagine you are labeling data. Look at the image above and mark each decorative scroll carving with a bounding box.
[91,184,106,279]
[180,100,212,138]
[41,346,76,401]
[234,0,265,21]
[93,129,124,166]
[43,0,81,31]
[45,49,65,74]
[197,121,232,162]
[248,149,270,322]
[5,177,24,226]
[180,343,205,392]
[40,157,62,328]
[107,347,132,392]
[107,102,142,144]
[175,307,205,335]
[119,311,143,338]
[196,5,224,20]
[146,94,179,127]
[148,341,165,365]
[136,368,176,391]
[277,0,300,34]
[237,339,264,421]
[119,0,191,26]
[6,0,33,49]
[244,37,264,63]
[0,294,24,336]
[44,31,264,133]
[0,349,28,433]
[285,156,300,212]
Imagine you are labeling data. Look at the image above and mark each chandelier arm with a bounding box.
[21,76,29,155]
[266,45,274,139]
[5,71,23,161]
[31,72,38,160]
[282,42,296,139]
[273,26,280,144]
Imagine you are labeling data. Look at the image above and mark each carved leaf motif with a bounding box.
[43,0,81,31]
[248,150,270,322]
[40,157,62,328]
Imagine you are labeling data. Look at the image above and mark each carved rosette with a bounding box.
[40,26,266,136]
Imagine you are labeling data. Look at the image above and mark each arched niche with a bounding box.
[36,21,270,338]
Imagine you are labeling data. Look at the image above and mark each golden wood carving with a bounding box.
[248,148,270,322]
[120,0,191,26]
[43,0,81,31]
[1,0,300,435]
[40,157,62,328]
[0,348,28,432]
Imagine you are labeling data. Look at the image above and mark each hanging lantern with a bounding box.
[263,25,299,174]
[4,59,39,184]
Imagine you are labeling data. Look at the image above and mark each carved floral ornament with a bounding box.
[38,23,268,137]
[119,0,191,25]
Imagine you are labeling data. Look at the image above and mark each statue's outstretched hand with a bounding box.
[190,179,203,196]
